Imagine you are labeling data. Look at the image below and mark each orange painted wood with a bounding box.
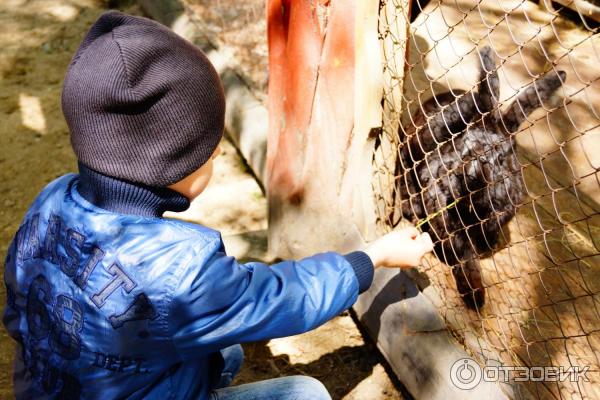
[267,0,354,209]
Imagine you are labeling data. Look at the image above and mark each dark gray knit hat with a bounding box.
[62,11,225,187]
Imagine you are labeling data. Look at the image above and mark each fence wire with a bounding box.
[372,0,600,398]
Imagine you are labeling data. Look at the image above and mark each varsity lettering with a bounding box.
[93,352,147,374]
[18,213,157,329]
[23,275,83,396]
[74,245,104,289]
[60,229,85,277]
[109,293,158,329]
[91,262,136,308]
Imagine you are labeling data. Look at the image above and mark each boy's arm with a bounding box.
[168,244,373,358]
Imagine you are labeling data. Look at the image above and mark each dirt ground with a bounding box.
[0,0,405,399]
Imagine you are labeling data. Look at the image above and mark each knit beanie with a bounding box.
[62,11,225,187]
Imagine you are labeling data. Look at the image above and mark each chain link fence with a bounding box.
[372,0,600,398]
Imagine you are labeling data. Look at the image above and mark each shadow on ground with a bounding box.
[236,312,411,400]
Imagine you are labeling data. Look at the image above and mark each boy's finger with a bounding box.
[419,232,434,251]
[403,227,420,238]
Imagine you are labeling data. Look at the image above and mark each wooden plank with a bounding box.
[355,0,384,136]
[372,0,413,229]
[354,267,511,399]
[265,0,375,260]
[344,0,386,242]
[553,0,600,23]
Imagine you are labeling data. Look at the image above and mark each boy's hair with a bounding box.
[62,11,225,187]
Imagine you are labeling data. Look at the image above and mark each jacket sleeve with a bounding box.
[168,240,374,359]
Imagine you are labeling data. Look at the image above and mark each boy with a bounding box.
[2,11,433,400]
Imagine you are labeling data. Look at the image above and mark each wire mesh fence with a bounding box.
[372,0,600,398]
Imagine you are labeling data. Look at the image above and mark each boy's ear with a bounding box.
[211,146,222,159]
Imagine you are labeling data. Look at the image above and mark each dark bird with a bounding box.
[395,46,566,309]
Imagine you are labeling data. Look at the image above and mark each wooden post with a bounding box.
[266,0,375,257]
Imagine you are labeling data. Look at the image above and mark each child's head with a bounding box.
[61,11,225,200]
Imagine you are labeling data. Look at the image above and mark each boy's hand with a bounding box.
[364,227,434,269]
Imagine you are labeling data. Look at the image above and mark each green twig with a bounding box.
[415,199,460,228]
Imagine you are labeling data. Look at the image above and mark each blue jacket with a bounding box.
[3,166,374,399]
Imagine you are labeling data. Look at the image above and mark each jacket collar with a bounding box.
[76,163,190,218]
